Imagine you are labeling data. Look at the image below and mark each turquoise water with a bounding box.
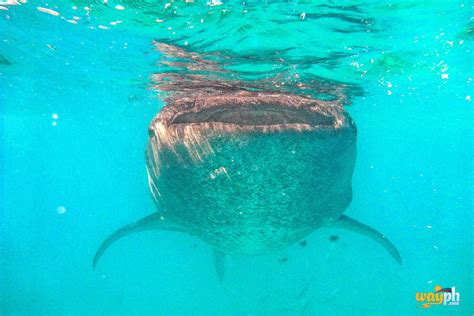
[1,1,473,315]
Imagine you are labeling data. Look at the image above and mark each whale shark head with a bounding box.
[93,43,401,272]
[145,91,357,254]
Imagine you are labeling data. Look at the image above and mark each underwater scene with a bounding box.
[0,0,472,315]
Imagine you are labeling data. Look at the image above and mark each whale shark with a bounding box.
[93,44,401,280]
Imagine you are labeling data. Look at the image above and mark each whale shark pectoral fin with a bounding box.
[213,249,226,282]
[93,213,185,269]
[332,215,402,265]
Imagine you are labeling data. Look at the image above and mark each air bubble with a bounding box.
[57,206,67,214]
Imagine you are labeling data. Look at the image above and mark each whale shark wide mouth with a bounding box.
[167,93,341,130]
[172,105,333,127]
